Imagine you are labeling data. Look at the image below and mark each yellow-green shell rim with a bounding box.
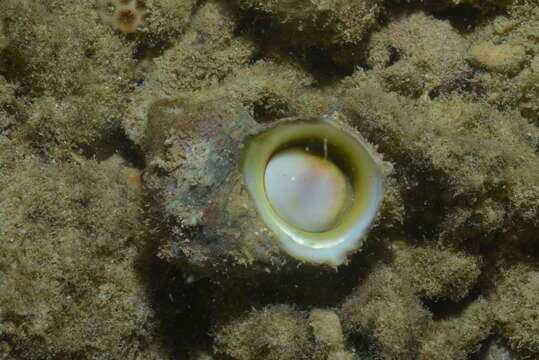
[241,117,384,266]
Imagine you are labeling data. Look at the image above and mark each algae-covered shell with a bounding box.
[242,116,384,266]
[142,98,385,272]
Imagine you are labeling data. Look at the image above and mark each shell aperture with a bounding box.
[242,116,384,266]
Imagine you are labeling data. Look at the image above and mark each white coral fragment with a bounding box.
[96,0,147,34]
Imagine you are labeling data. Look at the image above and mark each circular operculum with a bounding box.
[264,147,353,233]
[241,117,384,266]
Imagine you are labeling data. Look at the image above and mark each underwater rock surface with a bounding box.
[0,0,538,359]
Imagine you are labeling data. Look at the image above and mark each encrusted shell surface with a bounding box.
[143,98,284,273]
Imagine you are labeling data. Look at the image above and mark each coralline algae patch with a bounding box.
[96,0,148,33]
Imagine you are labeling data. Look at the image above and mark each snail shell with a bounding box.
[242,115,384,266]
[143,98,385,272]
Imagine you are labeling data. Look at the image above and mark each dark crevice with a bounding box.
[233,8,270,38]
[173,279,214,357]
[252,99,293,123]
[346,333,380,359]
[134,192,202,359]
[133,38,176,62]
[422,287,480,321]
[428,89,440,100]
[206,265,359,324]
[433,4,483,33]
[387,46,400,67]
[0,46,27,86]
[233,8,353,86]
[471,334,511,360]
[402,172,452,240]
[81,128,146,168]
[201,233,394,329]
[191,0,209,17]
[302,46,355,85]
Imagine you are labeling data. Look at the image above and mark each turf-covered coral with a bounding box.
[1,0,136,149]
[214,305,314,360]
[0,146,156,359]
[96,0,196,42]
[125,60,322,148]
[378,11,470,96]
[465,0,538,121]
[0,20,7,50]
[141,0,256,93]
[340,76,539,245]
[237,0,384,47]
[197,61,321,121]
[393,241,482,302]
[214,305,354,360]
[418,298,493,359]
[0,75,19,136]
[124,0,258,144]
[340,265,431,360]
[490,265,539,358]
[142,0,197,42]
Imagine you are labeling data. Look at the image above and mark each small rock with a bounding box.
[468,42,527,74]
[309,309,345,349]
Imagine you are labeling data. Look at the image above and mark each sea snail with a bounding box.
[143,99,385,271]
[242,115,384,266]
